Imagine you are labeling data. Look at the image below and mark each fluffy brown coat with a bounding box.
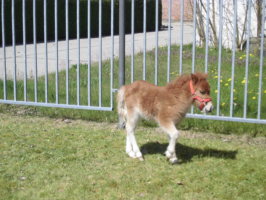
[117,73,213,163]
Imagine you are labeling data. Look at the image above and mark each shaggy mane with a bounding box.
[166,72,208,90]
[166,74,191,90]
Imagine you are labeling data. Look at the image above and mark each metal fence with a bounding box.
[0,0,114,111]
[0,0,266,124]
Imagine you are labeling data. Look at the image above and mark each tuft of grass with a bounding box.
[0,113,265,200]
[0,45,266,136]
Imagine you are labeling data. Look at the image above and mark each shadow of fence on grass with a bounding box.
[141,142,238,163]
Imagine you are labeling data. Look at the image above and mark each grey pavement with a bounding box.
[0,22,193,80]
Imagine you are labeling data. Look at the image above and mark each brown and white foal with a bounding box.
[117,73,213,164]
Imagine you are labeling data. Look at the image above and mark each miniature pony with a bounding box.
[117,73,213,164]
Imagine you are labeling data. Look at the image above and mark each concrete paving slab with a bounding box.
[0,22,193,80]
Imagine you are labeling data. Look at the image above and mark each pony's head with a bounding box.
[190,73,213,113]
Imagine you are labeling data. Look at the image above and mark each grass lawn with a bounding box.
[1,45,266,136]
[1,113,266,200]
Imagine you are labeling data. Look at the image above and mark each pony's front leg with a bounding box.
[161,122,179,164]
[125,119,143,161]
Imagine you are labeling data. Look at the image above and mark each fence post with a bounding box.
[119,0,125,87]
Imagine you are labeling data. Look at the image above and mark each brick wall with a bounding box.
[162,0,193,21]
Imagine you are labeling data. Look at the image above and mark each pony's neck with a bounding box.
[166,76,195,117]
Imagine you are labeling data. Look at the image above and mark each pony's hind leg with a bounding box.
[160,121,179,164]
[125,110,143,161]
[118,115,126,129]
[117,87,126,129]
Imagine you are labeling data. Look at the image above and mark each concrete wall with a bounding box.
[162,0,193,21]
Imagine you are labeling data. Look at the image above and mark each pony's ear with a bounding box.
[191,73,199,84]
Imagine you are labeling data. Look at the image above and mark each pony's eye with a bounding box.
[200,91,206,95]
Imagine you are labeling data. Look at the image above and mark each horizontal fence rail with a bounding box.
[0,0,265,124]
[0,0,113,111]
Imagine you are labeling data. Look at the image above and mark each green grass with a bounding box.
[0,113,266,199]
[0,45,266,136]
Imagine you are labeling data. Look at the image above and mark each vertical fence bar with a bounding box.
[179,0,184,75]
[44,0,48,103]
[191,0,197,114]
[191,0,196,73]
[1,0,6,100]
[155,0,159,85]
[167,0,172,82]
[216,0,223,116]
[55,0,59,104]
[204,0,210,73]
[119,0,125,87]
[131,0,135,83]
[110,0,114,108]
[98,0,102,106]
[66,0,69,105]
[33,0,38,102]
[230,0,237,117]
[243,0,251,118]
[87,0,91,105]
[257,0,265,119]
[23,0,27,101]
[77,0,80,105]
[12,0,16,101]
[143,0,147,80]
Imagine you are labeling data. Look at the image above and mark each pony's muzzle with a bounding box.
[202,101,214,113]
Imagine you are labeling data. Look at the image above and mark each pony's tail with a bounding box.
[117,86,127,129]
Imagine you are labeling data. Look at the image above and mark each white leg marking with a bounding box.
[125,113,143,161]
[126,134,132,154]
[161,123,179,164]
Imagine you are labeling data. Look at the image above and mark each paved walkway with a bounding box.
[0,22,193,80]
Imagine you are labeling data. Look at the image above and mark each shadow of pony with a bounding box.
[141,142,238,163]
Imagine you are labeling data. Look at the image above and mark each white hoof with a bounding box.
[127,151,143,161]
[136,151,144,161]
[135,151,143,159]
[165,150,172,159]
[169,157,178,164]
[128,151,137,158]
[126,148,132,155]
[165,150,178,164]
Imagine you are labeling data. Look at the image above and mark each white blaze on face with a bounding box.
[202,101,214,113]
